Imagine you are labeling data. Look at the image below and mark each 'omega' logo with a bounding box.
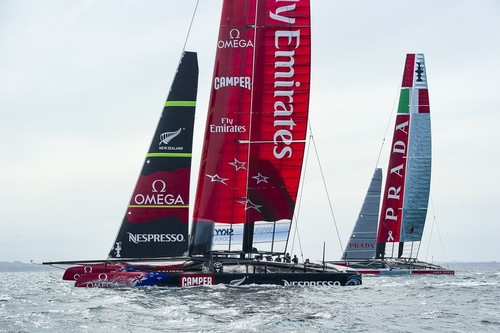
[229,28,240,39]
[152,180,167,193]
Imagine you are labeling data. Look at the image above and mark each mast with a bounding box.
[376,53,431,259]
[108,51,198,259]
[190,0,312,256]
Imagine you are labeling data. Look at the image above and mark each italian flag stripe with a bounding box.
[397,89,410,114]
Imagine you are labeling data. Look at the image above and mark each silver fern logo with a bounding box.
[158,128,185,151]
[230,276,248,286]
[159,128,182,146]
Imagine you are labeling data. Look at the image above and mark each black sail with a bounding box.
[109,52,198,259]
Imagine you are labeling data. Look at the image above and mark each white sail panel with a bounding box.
[400,112,431,242]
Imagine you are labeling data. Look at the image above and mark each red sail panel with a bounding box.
[126,170,190,224]
[191,0,311,255]
[401,53,415,88]
[246,1,311,222]
[418,89,430,113]
[192,1,256,225]
[376,113,410,244]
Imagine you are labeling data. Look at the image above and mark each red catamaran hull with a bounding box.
[62,263,187,281]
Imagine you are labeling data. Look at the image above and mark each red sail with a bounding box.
[376,53,433,260]
[191,0,311,255]
[376,54,415,246]
[401,53,416,88]
[376,113,410,244]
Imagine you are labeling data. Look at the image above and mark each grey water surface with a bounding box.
[0,262,499,332]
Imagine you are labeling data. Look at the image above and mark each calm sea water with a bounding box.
[1,262,499,333]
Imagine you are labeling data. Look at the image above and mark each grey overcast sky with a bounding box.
[1,0,499,263]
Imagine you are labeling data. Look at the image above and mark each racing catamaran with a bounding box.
[332,54,454,275]
[44,0,361,287]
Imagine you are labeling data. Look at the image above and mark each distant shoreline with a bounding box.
[0,261,58,272]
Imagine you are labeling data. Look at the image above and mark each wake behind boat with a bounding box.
[330,54,454,276]
[44,0,361,288]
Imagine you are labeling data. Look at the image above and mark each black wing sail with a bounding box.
[109,51,198,259]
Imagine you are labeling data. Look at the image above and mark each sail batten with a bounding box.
[164,101,197,107]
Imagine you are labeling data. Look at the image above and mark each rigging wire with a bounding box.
[371,81,404,258]
[289,130,312,262]
[425,197,451,267]
[182,0,200,52]
[309,128,344,254]
[291,124,344,258]
[375,82,401,170]
[163,0,201,115]
[424,211,435,262]
[290,217,305,263]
